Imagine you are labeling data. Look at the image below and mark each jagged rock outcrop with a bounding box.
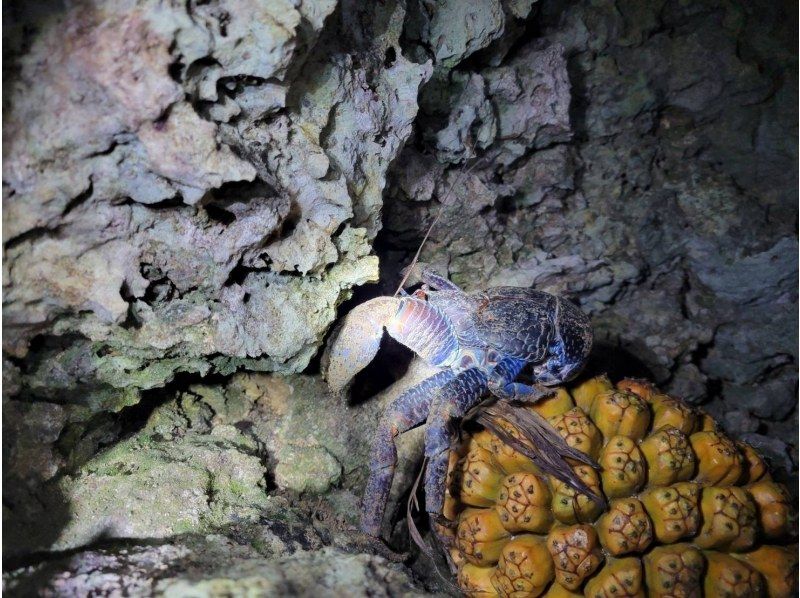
[4,0,431,409]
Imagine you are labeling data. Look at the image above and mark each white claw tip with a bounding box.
[322,297,401,393]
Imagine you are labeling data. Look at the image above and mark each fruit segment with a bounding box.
[459,563,500,597]
[495,472,552,533]
[615,378,657,402]
[457,508,512,566]
[690,430,743,486]
[703,551,764,597]
[643,544,704,598]
[483,423,541,475]
[649,395,697,435]
[546,524,603,590]
[590,390,650,440]
[460,445,505,507]
[737,441,769,484]
[694,486,757,551]
[550,464,604,524]
[640,482,701,544]
[547,407,602,459]
[529,388,574,419]
[599,435,646,498]
[571,375,613,412]
[734,545,799,598]
[639,426,695,487]
[491,535,553,598]
[584,557,645,598]
[596,498,653,556]
[747,479,793,540]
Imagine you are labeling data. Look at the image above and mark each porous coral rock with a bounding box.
[50,425,271,552]
[4,0,430,408]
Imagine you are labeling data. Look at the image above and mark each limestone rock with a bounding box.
[3,0,429,407]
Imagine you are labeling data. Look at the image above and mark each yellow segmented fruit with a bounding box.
[703,551,765,597]
[694,486,757,551]
[639,482,701,543]
[616,378,657,402]
[639,426,695,487]
[496,472,552,533]
[734,545,799,598]
[530,388,574,419]
[598,435,646,498]
[457,508,512,566]
[460,444,506,507]
[649,394,698,435]
[458,563,500,597]
[550,464,604,524]
[690,429,743,485]
[547,407,602,459]
[482,422,540,475]
[571,374,613,412]
[596,498,653,556]
[590,390,650,441]
[584,557,645,598]
[546,524,603,590]
[491,535,553,597]
[696,410,717,432]
[643,544,704,598]
[747,479,793,540]
[738,441,769,484]
[442,375,797,597]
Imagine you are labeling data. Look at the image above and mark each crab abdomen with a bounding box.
[387,296,460,367]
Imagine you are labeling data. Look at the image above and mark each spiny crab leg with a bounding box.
[322,297,401,393]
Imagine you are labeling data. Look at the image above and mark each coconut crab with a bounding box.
[323,268,595,539]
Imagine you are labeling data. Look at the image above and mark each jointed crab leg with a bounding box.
[423,368,488,515]
[362,370,456,536]
[488,356,551,402]
[419,269,461,292]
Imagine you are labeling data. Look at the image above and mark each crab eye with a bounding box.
[460,355,474,369]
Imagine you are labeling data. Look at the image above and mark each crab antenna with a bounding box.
[393,141,490,297]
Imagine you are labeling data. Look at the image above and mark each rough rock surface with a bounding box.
[3,369,445,594]
[2,0,796,594]
[4,0,430,409]
[5,534,440,597]
[3,362,435,555]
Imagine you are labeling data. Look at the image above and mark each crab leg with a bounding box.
[419,268,462,292]
[423,368,488,515]
[361,370,456,536]
[488,356,551,402]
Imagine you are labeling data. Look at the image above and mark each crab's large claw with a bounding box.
[322,297,401,393]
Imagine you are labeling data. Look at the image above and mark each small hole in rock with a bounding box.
[384,46,397,68]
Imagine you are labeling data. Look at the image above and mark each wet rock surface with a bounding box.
[3,0,796,594]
